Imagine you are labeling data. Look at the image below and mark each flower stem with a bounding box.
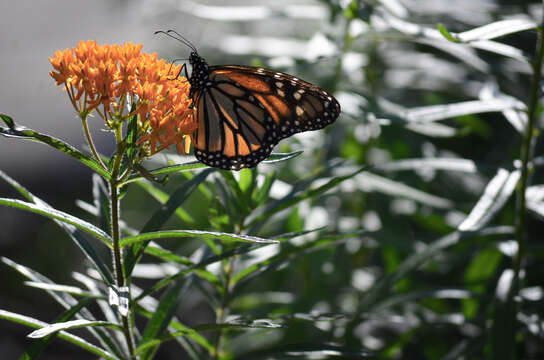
[81,116,108,170]
[214,255,236,360]
[109,134,136,358]
[515,22,544,276]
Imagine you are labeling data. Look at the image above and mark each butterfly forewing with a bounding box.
[191,64,340,170]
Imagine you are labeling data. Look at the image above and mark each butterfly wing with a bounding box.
[192,65,341,170]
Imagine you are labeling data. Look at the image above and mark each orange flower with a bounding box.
[49,40,197,156]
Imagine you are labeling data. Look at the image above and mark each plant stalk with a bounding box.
[109,135,136,358]
[81,116,108,170]
[515,22,544,276]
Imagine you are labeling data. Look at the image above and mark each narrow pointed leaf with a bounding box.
[140,276,190,359]
[120,230,277,247]
[23,282,93,297]
[0,310,117,360]
[232,230,364,288]
[458,168,520,231]
[19,298,94,360]
[28,319,122,338]
[136,319,283,355]
[402,99,522,123]
[0,198,111,245]
[122,161,206,184]
[0,118,109,179]
[125,168,215,275]
[377,158,480,173]
[237,343,373,359]
[134,302,214,357]
[133,228,318,301]
[135,180,196,226]
[456,18,537,42]
[0,171,114,284]
[2,258,121,357]
[92,174,112,236]
[353,172,454,209]
[247,166,370,228]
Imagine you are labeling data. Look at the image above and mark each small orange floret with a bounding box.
[49,40,196,155]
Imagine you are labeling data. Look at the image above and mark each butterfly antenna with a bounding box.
[154,30,198,53]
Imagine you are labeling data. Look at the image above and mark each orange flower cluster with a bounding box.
[49,40,197,155]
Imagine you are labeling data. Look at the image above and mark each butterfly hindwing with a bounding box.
[190,62,341,170]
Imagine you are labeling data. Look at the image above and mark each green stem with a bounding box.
[81,116,108,170]
[109,133,136,358]
[332,17,353,93]
[515,22,544,276]
[213,255,236,360]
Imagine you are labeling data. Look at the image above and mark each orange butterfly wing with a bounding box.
[192,65,340,170]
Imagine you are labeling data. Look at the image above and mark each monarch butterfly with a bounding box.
[157,30,341,171]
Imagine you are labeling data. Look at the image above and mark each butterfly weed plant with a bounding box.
[0,40,357,359]
[3,1,544,359]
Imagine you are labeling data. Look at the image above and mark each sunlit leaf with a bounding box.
[0,309,117,360]
[18,298,95,360]
[28,319,122,338]
[0,116,109,179]
[458,168,520,231]
[456,18,537,42]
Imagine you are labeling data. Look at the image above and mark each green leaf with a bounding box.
[361,226,514,310]
[262,151,303,164]
[124,152,300,186]
[219,171,251,216]
[342,171,454,209]
[231,230,364,287]
[19,298,95,360]
[253,171,275,205]
[438,23,460,43]
[1,258,121,358]
[491,269,516,360]
[237,343,372,359]
[23,282,94,297]
[0,310,119,360]
[0,170,114,284]
[134,303,213,358]
[143,244,220,284]
[136,319,283,355]
[135,180,196,226]
[465,247,503,285]
[124,168,215,276]
[122,161,205,185]
[247,166,370,228]
[120,230,278,247]
[140,276,190,359]
[0,113,15,127]
[0,198,112,246]
[400,99,523,123]
[377,158,481,173]
[372,288,474,313]
[458,168,520,231]
[0,118,110,179]
[456,18,537,42]
[133,228,319,301]
[92,174,112,236]
[124,110,139,163]
[28,319,122,338]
